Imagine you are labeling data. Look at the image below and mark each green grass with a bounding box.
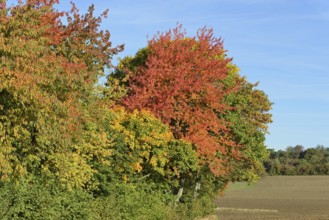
[225,181,254,191]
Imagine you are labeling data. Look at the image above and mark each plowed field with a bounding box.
[216,176,329,220]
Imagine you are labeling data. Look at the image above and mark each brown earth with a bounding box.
[215,176,329,220]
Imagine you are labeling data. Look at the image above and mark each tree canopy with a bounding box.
[0,0,123,188]
[109,26,272,180]
[265,145,329,175]
[0,1,272,219]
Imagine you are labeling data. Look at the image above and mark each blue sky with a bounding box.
[9,0,329,149]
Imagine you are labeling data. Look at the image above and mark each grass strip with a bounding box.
[217,207,279,213]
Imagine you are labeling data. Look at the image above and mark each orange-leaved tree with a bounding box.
[113,26,242,177]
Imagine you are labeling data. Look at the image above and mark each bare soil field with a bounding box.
[215,176,329,220]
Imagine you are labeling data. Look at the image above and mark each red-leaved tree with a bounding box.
[122,26,241,176]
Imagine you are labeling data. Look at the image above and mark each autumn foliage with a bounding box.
[0,1,272,219]
[118,27,241,176]
[0,0,122,187]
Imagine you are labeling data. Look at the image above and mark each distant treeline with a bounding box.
[264,145,329,175]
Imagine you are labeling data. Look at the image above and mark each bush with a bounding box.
[91,181,180,220]
[0,178,94,220]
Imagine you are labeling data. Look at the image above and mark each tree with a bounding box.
[108,26,272,182]
[0,0,122,188]
[222,65,272,181]
[111,26,241,177]
[0,1,275,217]
[264,146,329,175]
[93,107,199,194]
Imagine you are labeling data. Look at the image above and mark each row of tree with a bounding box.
[264,145,329,175]
[0,0,272,219]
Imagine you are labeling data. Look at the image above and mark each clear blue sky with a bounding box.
[10,0,329,150]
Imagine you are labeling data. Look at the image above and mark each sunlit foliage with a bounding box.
[0,1,272,218]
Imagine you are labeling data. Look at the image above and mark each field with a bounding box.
[215,176,329,220]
